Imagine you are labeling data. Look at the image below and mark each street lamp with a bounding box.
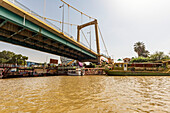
[59,4,64,33]
[43,0,46,21]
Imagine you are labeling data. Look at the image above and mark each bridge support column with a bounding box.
[94,19,100,55]
[97,56,101,64]
[77,26,80,42]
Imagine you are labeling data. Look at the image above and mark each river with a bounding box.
[0,76,170,113]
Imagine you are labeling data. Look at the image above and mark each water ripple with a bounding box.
[0,76,170,113]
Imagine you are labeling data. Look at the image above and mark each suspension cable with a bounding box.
[81,12,83,24]
[60,21,62,30]
[81,30,90,46]
[89,17,92,50]
[71,24,72,36]
[28,0,99,51]
[29,13,78,26]
[60,0,96,20]
[46,17,78,26]
[98,25,109,57]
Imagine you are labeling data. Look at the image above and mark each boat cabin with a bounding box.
[113,63,128,71]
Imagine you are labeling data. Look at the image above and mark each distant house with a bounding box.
[123,58,131,63]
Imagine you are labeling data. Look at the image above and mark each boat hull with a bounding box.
[107,71,170,76]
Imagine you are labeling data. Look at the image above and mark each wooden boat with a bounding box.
[107,70,170,76]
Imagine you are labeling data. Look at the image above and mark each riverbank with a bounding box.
[107,70,170,76]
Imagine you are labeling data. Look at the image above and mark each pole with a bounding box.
[62,4,64,33]
[43,0,46,20]
[87,31,91,50]
[59,4,64,33]
[90,31,91,50]
[68,5,70,34]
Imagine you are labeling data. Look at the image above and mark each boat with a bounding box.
[67,68,85,76]
[107,70,170,76]
[0,70,3,79]
[0,69,3,78]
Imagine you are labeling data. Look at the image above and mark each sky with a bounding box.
[0,0,170,62]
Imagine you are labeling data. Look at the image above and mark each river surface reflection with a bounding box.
[0,76,170,113]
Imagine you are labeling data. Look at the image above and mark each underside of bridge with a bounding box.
[0,1,98,63]
[0,17,97,62]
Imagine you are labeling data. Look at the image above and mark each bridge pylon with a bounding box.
[77,19,100,63]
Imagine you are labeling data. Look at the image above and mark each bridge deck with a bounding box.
[0,0,98,62]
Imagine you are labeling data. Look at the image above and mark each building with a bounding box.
[123,58,131,63]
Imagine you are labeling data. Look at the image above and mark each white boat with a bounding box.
[67,68,85,76]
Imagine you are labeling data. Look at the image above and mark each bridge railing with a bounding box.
[80,42,97,53]
[7,0,73,38]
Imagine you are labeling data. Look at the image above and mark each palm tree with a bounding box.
[134,42,145,57]
[134,42,149,57]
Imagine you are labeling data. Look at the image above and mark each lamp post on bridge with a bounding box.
[59,4,64,33]
[43,0,46,20]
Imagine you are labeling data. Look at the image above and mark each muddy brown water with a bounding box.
[0,76,170,113]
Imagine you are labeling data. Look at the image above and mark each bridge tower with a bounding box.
[77,19,100,63]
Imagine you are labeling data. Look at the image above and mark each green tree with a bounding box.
[143,50,150,57]
[0,50,15,60]
[134,42,149,57]
[131,57,149,63]
[0,58,8,63]
[22,56,28,66]
[162,55,170,60]
[150,51,169,61]
[0,50,28,65]
[0,50,15,63]
[15,54,22,65]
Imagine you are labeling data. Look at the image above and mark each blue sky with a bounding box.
[0,0,170,62]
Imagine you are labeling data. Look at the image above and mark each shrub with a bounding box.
[131,57,149,63]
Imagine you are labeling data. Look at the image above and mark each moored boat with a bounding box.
[67,68,85,76]
[107,70,170,76]
[0,69,3,79]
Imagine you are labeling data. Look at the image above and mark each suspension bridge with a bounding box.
[0,0,110,63]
